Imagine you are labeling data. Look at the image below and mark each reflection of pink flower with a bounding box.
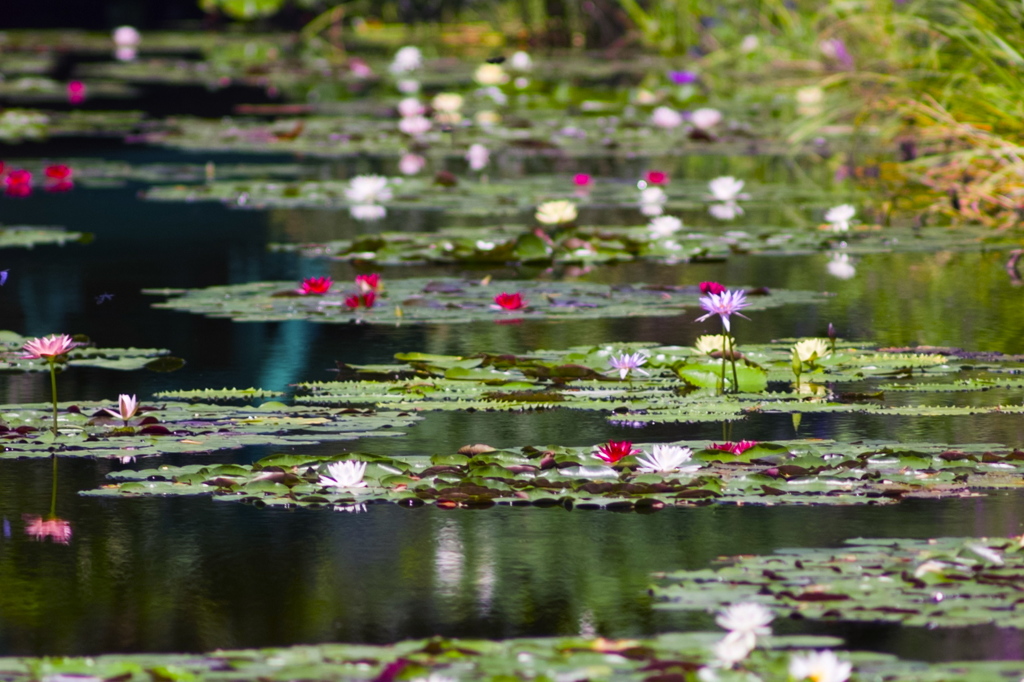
[710,440,758,455]
[22,334,79,359]
[299,277,332,295]
[699,281,726,295]
[24,515,72,544]
[45,165,72,180]
[593,440,641,464]
[5,183,31,198]
[645,171,668,185]
[573,173,592,186]
[46,180,73,192]
[492,292,526,310]
[355,273,380,293]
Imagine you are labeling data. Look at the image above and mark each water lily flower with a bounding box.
[694,334,732,355]
[397,97,426,118]
[699,281,726,295]
[645,171,669,185]
[398,115,431,136]
[796,86,825,116]
[355,273,380,293]
[345,292,376,309]
[593,440,641,464]
[350,204,387,221]
[668,70,698,85]
[44,164,72,180]
[690,107,723,130]
[608,351,650,379]
[23,515,72,544]
[637,444,696,473]
[466,143,489,171]
[826,252,856,279]
[648,215,683,237]
[345,175,392,204]
[6,169,31,186]
[639,186,667,216]
[793,338,831,364]
[299,276,332,295]
[492,292,526,310]
[431,93,464,115]
[535,200,578,225]
[716,602,774,642]
[474,63,509,86]
[573,173,592,186]
[710,440,758,455]
[510,51,533,71]
[651,106,684,129]
[708,176,747,202]
[825,204,856,231]
[113,25,141,47]
[348,58,373,79]
[67,81,86,104]
[398,153,426,175]
[320,460,368,488]
[696,288,750,332]
[740,34,760,53]
[789,650,853,682]
[22,334,79,359]
[389,46,423,74]
[104,394,139,425]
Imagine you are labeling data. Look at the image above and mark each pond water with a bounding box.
[1,138,1023,660]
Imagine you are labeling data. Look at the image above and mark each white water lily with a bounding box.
[793,338,831,364]
[466,143,490,171]
[639,186,667,208]
[389,46,422,74]
[535,200,578,225]
[397,97,425,118]
[651,106,684,129]
[320,460,368,488]
[715,603,774,639]
[694,334,733,355]
[637,444,696,473]
[398,115,431,136]
[788,650,853,682]
[826,252,856,279]
[690,107,723,130]
[648,215,683,237]
[708,176,748,202]
[474,63,509,86]
[398,153,426,175]
[432,92,464,113]
[825,204,856,231]
[112,25,141,47]
[510,50,533,70]
[345,175,392,204]
[740,34,760,53]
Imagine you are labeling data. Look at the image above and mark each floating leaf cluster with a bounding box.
[0,225,86,249]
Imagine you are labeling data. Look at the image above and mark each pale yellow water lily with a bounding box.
[694,334,733,355]
[535,200,578,225]
[474,63,509,86]
[793,338,831,364]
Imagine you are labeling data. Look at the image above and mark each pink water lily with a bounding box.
[355,273,381,293]
[492,292,526,311]
[298,276,332,295]
[104,394,139,425]
[21,334,79,359]
[593,440,641,464]
[696,288,750,332]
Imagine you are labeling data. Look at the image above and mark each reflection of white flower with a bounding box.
[640,186,667,207]
[397,97,425,117]
[826,252,856,279]
[708,176,747,202]
[712,634,755,667]
[398,153,426,175]
[651,106,684,129]
[641,203,664,217]
[333,503,367,513]
[789,650,853,682]
[535,200,578,225]
[691,107,723,130]
[320,460,368,488]
[716,603,774,639]
[709,202,743,220]
[345,175,392,203]
[115,47,137,61]
[474,63,509,85]
[637,444,696,473]
[350,204,387,221]
[466,143,489,171]
[648,215,683,237]
[825,204,856,231]
[510,51,533,70]
[389,46,422,74]
[398,115,431,136]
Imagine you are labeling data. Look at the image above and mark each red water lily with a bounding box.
[699,281,726,295]
[44,164,72,180]
[573,173,592,186]
[645,171,668,185]
[345,292,376,309]
[709,440,758,455]
[492,292,526,311]
[593,440,642,464]
[355,273,381,293]
[299,276,333,295]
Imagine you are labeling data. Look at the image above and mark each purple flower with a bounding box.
[696,289,751,332]
[668,70,698,85]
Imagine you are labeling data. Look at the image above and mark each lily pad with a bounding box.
[144,279,824,325]
[0,331,176,373]
[0,225,86,249]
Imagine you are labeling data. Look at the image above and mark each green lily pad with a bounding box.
[0,225,86,249]
[143,279,825,325]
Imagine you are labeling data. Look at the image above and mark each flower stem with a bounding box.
[48,357,59,437]
[718,346,727,395]
[728,336,739,393]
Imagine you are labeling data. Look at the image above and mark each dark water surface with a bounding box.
[1,145,1024,659]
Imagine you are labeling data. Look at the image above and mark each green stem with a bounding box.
[48,358,58,437]
[729,336,739,393]
[718,344,727,395]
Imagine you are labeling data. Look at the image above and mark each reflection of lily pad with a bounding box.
[654,535,1024,630]
[0,225,85,249]
[144,278,824,325]
[0,331,176,373]
[81,438,1024,508]
[0,400,418,459]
